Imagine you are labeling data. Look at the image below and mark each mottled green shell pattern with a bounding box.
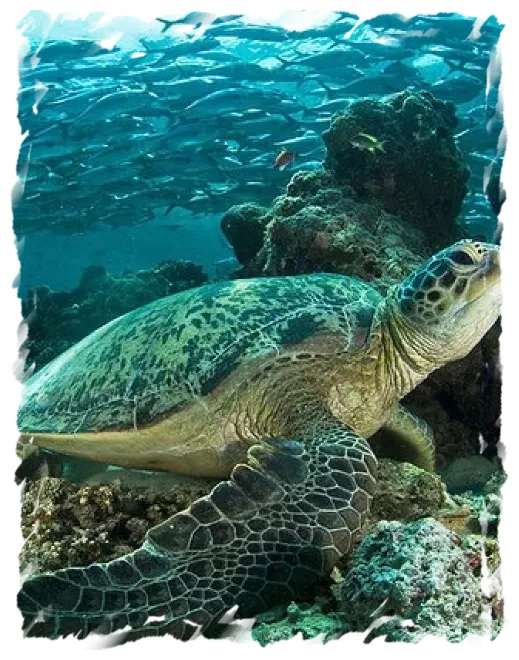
[19,274,381,434]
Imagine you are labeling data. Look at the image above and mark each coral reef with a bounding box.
[338,518,496,642]
[221,94,474,291]
[21,259,208,372]
[222,96,472,282]
[322,90,469,247]
[20,455,503,645]
[252,603,349,646]
[258,186,426,292]
[226,170,427,293]
[368,459,446,524]
[20,475,212,574]
[439,456,502,494]
[220,202,269,266]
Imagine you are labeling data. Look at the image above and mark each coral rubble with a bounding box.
[252,603,349,646]
[338,518,497,642]
[20,475,212,574]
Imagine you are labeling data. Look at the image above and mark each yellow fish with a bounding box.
[350,132,385,153]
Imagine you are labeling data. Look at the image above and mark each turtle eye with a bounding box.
[450,250,474,266]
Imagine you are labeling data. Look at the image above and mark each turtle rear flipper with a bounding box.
[18,417,377,642]
[380,403,436,471]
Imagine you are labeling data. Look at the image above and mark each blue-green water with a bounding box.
[15,11,503,295]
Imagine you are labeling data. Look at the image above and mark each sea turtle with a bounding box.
[17,239,501,641]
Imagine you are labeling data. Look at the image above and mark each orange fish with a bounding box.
[273,150,296,171]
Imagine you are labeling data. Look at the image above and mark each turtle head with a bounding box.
[393,239,501,365]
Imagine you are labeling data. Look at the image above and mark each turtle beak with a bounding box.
[476,245,500,291]
[481,246,500,279]
[466,244,500,306]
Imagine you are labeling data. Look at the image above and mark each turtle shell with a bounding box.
[18,274,381,435]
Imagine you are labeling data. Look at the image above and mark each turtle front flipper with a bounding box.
[18,415,377,642]
[380,403,435,471]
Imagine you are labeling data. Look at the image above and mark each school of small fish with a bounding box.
[15,11,503,237]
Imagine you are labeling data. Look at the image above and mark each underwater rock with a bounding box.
[484,467,507,496]
[368,459,446,523]
[338,518,495,642]
[21,259,208,372]
[462,533,501,575]
[231,170,427,292]
[439,456,502,494]
[220,202,269,266]
[19,476,212,574]
[437,459,505,537]
[258,201,424,290]
[222,94,474,289]
[452,479,504,538]
[322,90,469,247]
